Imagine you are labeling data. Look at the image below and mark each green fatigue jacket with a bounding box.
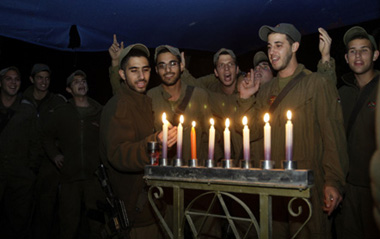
[238,64,348,234]
[370,79,380,229]
[147,82,215,164]
[339,70,380,187]
[43,98,102,183]
[0,94,42,176]
[109,58,336,165]
[99,83,161,228]
[23,85,67,124]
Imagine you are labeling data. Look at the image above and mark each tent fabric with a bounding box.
[0,0,380,54]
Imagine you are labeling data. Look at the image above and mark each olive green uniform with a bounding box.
[0,94,42,238]
[23,85,66,239]
[336,71,380,239]
[239,64,348,238]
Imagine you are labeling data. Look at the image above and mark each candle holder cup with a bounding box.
[159,158,168,166]
[173,158,182,167]
[282,160,297,170]
[205,159,214,168]
[240,160,251,169]
[147,141,159,165]
[260,160,274,170]
[222,159,234,169]
[188,159,197,167]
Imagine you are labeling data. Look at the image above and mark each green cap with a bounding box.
[119,43,150,68]
[343,26,378,51]
[259,23,301,43]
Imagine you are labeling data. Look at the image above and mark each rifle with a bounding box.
[96,163,130,239]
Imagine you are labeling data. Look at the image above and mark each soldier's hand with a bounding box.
[157,125,177,148]
[239,69,260,99]
[323,185,342,216]
[318,27,332,63]
[109,34,124,67]
[53,154,64,169]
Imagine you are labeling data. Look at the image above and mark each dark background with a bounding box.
[0,18,379,105]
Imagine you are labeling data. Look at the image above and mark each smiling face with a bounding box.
[155,52,183,87]
[345,38,379,75]
[0,69,21,97]
[214,54,239,88]
[267,33,297,74]
[30,71,50,93]
[66,75,88,97]
[119,56,151,93]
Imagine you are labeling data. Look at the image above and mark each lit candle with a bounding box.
[177,115,184,159]
[191,121,197,159]
[162,113,168,159]
[242,116,250,161]
[208,118,215,159]
[224,118,231,160]
[264,113,271,161]
[285,110,293,161]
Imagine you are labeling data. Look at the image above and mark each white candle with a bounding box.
[162,113,168,159]
[285,110,293,161]
[208,118,215,160]
[264,113,271,161]
[224,118,231,160]
[243,116,250,161]
[177,115,184,159]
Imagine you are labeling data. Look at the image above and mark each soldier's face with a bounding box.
[0,70,21,97]
[119,56,151,93]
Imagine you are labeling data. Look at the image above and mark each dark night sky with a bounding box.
[0,18,379,105]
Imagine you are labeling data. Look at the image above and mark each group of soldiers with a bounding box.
[0,22,379,239]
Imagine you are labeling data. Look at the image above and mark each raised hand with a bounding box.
[109,34,124,66]
[318,27,332,63]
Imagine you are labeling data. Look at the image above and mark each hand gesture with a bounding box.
[239,69,260,99]
[109,34,124,66]
[318,27,332,63]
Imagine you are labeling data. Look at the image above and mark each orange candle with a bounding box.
[191,121,197,159]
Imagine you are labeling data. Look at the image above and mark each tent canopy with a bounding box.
[1,0,380,54]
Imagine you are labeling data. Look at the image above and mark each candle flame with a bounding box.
[242,116,248,126]
[192,121,196,127]
[180,115,184,124]
[287,110,292,120]
[225,118,230,128]
[264,113,270,123]
[210,118,214,126]
[162,112,166,123]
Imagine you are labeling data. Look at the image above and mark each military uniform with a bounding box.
[0,94,42,238]
[23,85,66,239]
[43,98,105,239]
[240,64,348,238]
[336,71,380,239]
[100,83,165,238]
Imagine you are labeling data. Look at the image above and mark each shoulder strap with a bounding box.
[172,85,195,124]
[346,75,379,137]
[176,85,195,114]
[269,71,306,114]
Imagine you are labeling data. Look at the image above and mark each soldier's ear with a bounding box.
[118,69,126,82]
[373,50,379,62]
[29,76,34,84]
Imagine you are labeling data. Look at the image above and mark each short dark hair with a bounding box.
[120,49,149,70]
[346,35,376,52]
